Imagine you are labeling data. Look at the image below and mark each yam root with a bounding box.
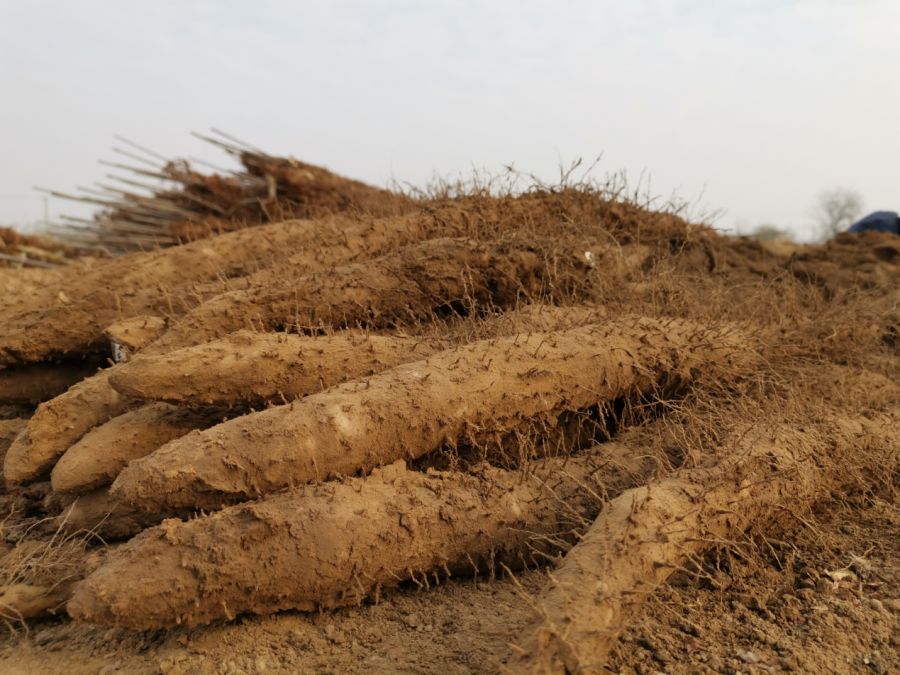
[51,403,226,495]
[505,413,899,673]
[0,217,330,365]
[0,418,27,474]
[3,371,128,485]
[110,331,449,406]
[112,318,753,512]
[0,360,101,405]
[70,443,655,630]
[61,307,607,495]
[0,210,444,366]
[3,235,592,489]
[0,188,649,366]
[146,236,590,353]
[109,306,607,407]
[60,402,656,543]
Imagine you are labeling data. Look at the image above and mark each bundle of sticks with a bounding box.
[41,130,411,253]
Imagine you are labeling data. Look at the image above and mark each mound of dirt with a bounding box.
[787,230,900,296]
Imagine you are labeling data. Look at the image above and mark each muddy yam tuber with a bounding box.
[111,318,754,512]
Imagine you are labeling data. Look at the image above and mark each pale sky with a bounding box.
[1,1,897,240]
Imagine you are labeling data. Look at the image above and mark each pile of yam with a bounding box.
[0,145,897,673]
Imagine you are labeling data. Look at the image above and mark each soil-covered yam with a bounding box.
[110,332,448,406]
[63,306,612,499]
[3,371,128,485]
[147,236,590,353]
[51,403,225,495]
[0,211,446,366]
[109,305,608,407]
[506,413,899,673]
[71,451,630,630]
[103,315,167,362]
[0,188,666,367]
[112,318,754,512]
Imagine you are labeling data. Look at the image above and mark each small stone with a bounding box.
[862,651,886,674]
[738,649,760,664]
[404,613,421,628]
[254,656,268,673]
[868,598,886,613]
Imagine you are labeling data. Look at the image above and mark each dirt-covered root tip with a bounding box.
[57,489,167,541]
[0,583,72,621]
[3,371,129,486]
[103,315,167,363]
[51,403,221,495]
[0,418,27,469]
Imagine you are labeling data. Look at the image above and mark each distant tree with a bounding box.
[814,188,863,239]
[750,224,790,242]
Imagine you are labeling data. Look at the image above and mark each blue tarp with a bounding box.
[848,211,900,234]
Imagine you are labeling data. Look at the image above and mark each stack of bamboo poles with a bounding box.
[0,226,76,268]
[42,130,402,254]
